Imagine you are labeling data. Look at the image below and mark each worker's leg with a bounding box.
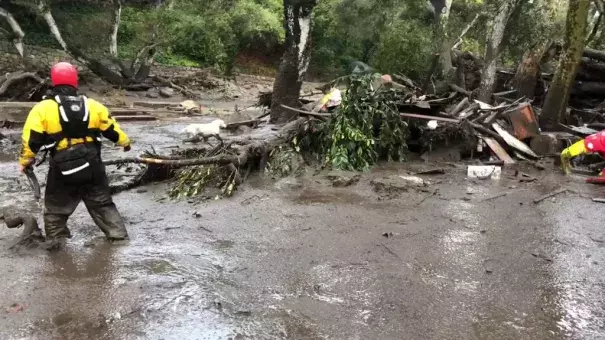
[43,167,81,239]
[81,164,128,240]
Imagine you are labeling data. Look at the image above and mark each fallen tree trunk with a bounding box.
[107,117,309,194]
[0,71,44,97]
[583,47,605,61]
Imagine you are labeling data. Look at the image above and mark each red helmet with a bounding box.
[50,62,78,88]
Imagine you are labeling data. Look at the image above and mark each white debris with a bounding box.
[399,175,428,186]
[467,166,501,180]
[427,120,438,130]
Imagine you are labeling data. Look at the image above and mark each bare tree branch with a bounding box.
[37,0,68,51]
[0,7,25,57]
[586,11,603,44]
[109,0,122,57]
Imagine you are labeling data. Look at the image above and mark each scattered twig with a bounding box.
[533,188,567,204]
[415,189,438,206]
[379,242,401,260]
[480,192,508,203]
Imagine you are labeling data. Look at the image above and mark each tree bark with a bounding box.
[437,0,453,79]
[270,0,317,124]
[513,40,551,99]
[477,0,518,103]
[585,10,602,44]
[109,0,122,57]
[38,1,68,51]
[0,7,25,57]
[541,0,590,130]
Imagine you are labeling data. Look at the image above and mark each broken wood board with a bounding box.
[492,123,539,158]
[506,103,539,140]
[481,136,515,164]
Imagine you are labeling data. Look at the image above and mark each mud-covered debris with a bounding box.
[382,232,393,238]
[5,303,24,313]
[531,252,553,262]
[371,175,430,199]
[2,212,45,248]
[416,168,445,175]
[235,310,252,316]
[326,171,361,187]
[467,165,501,179]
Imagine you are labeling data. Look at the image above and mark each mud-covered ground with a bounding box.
[1,119,604,340]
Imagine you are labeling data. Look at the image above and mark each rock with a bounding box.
[159,87,175,98]
[326,171,361,187]
[146,91,159,99]
[530,134,558,156]
[370,175,429,197]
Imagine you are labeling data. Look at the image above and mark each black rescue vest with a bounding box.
[48,95,100,182]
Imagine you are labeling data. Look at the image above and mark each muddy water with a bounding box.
[1,121,604,340]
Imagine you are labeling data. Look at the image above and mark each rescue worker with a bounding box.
[19,62,131,245]
[560,130,605,175]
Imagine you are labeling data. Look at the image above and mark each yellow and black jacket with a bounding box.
[19,96,130,166]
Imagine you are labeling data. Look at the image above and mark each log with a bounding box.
[106,118,309,193]
[583,48,605,62]
[0,72,44,97]
[448,97,469,116]
[572,81,605,97]
[153,75,197,98]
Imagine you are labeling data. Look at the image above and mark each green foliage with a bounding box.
[168,164,238,199]
[371,19,434,80]
[266,137,306,177]
[317,75,409,171]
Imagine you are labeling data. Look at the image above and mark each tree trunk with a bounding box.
[109,0,122,57]
[513,41,551,99]
[270,0,317,124]
[437,0,453,79]
[0,7,25,57]
[38,1,68,51]
[477,0,518,102]
[541,0,590,130]
[586,10,602,44]
[134,46,156,81]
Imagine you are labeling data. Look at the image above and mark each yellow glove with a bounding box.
[560,140,587,175]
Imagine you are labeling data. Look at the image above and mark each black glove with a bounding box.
[123,144,131,152]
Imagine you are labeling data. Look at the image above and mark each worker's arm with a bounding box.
[19,105,46,167]
[96,102,130,148]
[560,140,587,175]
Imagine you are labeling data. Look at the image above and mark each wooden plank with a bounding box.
[482,136,515,164]
[492,122,539,158]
